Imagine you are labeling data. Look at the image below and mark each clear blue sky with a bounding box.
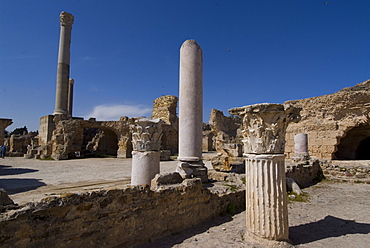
[1,0,369,131]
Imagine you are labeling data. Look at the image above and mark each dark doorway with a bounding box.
[334,124,370,160]
[356,137,370,159]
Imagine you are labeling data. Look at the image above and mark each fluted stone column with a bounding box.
[54,12,74,115]
[294,133,309,160]
[0,119,13,146]
[229,103,301,245]
[176,40,208,182]
[67,78,74,116]
[131,118,162,186]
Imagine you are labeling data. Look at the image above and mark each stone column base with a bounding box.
[245,231,292,248]
[244,154,289,242]
[176,160,208,183]
[131,151,160,186]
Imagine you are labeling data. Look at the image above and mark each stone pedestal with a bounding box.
[54,12,74,115]
[177,40,208,182]
[131,151,160,185]
[131,118,162,186]
[229,103,301,245]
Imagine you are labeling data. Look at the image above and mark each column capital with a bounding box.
[229,103,301,154]
[69,78,74,85]
[131,118,163,151]
[60,11,74,27]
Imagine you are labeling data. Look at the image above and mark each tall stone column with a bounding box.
[67,78,74,116]
[229,103,301,245]
[54,12,74,115]
[176,40,208,182]
[131,118,162,186]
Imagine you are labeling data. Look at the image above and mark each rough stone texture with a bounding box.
[320,160,370,183]
[0,118,12,146]
[209,109,242,156]
[151,95,179,154]
[43,115,132,160]
[150,172,184,189]
[0,177,245,248]
[9,132,38,153]
[0,189,16,212]
[285,159,323,188]
[202,130,214,152]
[285,79,370,160]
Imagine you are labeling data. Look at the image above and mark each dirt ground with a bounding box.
[1,157,370,247]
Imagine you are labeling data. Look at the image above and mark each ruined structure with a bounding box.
[229,103,301,244]
[151,95,178,154]
[0,118,12,146]
[176,40,208,182]
[285,79,370,160]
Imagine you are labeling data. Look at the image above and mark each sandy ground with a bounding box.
[1,157,370,247]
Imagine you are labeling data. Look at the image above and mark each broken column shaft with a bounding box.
[176,40,208,182]
[67,78,74,116]
[131,118,162,186]
[54,12,74,115]
[229,103,301,244]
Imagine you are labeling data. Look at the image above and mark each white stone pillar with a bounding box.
[294,133,309,159]
[131,118,162,186]
[229,103,301,245]
[176,39,208,182]
[67,78,74,117]
[54,12,74,115]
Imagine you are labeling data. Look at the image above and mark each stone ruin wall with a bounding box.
[36,95,179,160]
[0,175,245,248]
[151,95,179,155]
[284,79,370,160]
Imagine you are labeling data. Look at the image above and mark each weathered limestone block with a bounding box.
[151,95,179,154]
[0,118,12,146]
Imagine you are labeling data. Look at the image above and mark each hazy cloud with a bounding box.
[85,104,152,120]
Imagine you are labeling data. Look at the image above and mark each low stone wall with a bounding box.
[0,177,245,248]
[321,161,370,183]
[285,160,324,188]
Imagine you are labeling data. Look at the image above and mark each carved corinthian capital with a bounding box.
[229,103,301,154]
[60,12,74,27]
[131,118,163,151]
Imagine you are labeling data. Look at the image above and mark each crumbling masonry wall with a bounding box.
[0,179,245,248]
[285,79,370,160]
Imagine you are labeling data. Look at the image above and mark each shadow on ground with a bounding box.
[0,164,38,176]
[0,178,46,194]
[290,215,370,245]
[136,211,241,248]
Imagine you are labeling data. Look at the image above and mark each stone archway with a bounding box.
[334,124,370,160]
[83,128,119,157]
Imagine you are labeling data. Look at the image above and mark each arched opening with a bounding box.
[356,137,370,159]
[82,128,118,157]
[334,124,370,160]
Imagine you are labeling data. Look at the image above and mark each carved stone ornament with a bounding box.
[131,118,163,151]
[60,11,74,26]
[229,103,301,154]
